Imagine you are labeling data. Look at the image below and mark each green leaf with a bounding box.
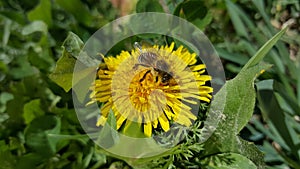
[49,32,83,92]
[96,110,119,149]
[8,137,25,154]
[98,135,168,167]
[180,0,207,21]
[191,11,213,30]
[27,0,52,27]
[0,151,16,169]
[107,110,117,130]
[28,46,54,72]
[24,115,61,157]
[49,48,76,92]
[9,55,37,79]
[0,92,13,113]
[50,32,98,93]
[46,134,89,145]
[205,137,265,169]
[173,0,211,29]
[5,87,26,128]
[16,153,43,169]
[62,32,84,58]
[55,0,93,26]
[0,10,27,25]
[136,0,164,13]
[95,113,168,165]
[21,21,48,35]
[241,26,288,71]
[121,120,145,138]
[206,153,257,169]
[23,99,44,124]
[2,19,12,46]
[204,62,271,168]
[0,141,16,169]
[129,15,168,39]
[217,62,271,134]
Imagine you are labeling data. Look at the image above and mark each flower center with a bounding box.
[129,68,167,114]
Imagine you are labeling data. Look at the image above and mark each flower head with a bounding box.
[88,42,213,137]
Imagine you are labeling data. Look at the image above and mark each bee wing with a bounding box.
[155,59,169,71]
[138,52,158,66]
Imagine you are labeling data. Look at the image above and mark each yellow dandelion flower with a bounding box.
[88,42,213,137]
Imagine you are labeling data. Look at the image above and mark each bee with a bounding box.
[133,42,173,85]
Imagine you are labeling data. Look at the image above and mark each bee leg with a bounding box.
[151,68,160,83]
[139,69,151,82]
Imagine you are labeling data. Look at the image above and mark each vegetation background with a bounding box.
[0,0,299,168]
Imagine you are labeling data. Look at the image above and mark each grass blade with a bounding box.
[225,0,249,39]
